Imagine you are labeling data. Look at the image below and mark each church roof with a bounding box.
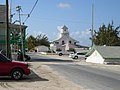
[53,35,79,43]
[52,25,79,43]
[61,25,68,30]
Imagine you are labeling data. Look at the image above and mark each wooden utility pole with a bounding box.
[6,0,11,58]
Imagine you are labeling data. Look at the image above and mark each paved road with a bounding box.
[48,64,120,90]
[30,53,73,63]
[29,53,120,90]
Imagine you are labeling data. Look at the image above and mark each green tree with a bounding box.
[36,34,50,47]
[93,21,120,46]
[26,34,50,50]
[26,35,37,50]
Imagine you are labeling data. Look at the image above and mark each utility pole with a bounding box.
[10,0,12,23]
[91,0,94,46]
[16,6,25,61]
[6,0,11,58]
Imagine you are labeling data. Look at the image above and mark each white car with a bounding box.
[69,52,75,58]
[69,52,86,59]
[57,51,74,56]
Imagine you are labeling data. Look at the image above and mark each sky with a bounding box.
[0,0,120,46]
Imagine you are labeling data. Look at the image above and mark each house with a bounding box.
[86,46,120,64]
[0,5,27,60]
[0,5,27,53]
[50,25,79,53]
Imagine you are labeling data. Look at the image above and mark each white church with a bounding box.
[50,25,79,53]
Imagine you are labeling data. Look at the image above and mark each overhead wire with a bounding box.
[23,0,38,24]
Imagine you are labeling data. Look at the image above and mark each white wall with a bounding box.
[35,46,49,52]
[86,50,105,64]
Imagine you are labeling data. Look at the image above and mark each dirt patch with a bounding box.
[0,62,83,90]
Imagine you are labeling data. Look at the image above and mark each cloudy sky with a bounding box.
[0,0,120,46]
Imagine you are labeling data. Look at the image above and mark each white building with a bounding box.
[35,45,49,52]
[86,46,120,64]
[50,25,79,53]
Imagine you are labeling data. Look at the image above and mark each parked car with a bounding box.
[57,51,74,56]
[69,52,75,58]
[0,52,30,80]
[69,52,86,59]
[0,49,6,55]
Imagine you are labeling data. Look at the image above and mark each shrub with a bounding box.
[56,48,62,51]
[67,48,76,53]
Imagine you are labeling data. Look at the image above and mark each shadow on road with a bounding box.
[0,70,49,82]
[31,58,73,62]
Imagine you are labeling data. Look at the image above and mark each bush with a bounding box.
[47,51,52,53]
[67,48,76,53]
[56,48,62,51]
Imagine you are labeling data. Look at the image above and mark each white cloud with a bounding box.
[81,29,91,36]
[71,29,91,38]
[57,3,71,9]
[70,29,91,46]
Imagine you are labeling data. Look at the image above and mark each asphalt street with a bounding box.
[30,53,120,90]
[48,64,120,90]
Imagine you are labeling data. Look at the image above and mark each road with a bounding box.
[30,53,120,90]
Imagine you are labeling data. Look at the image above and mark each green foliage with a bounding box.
[26,35,37,50]
[93,21,120,46]
[26,34,50,50]
[36,34,50,47]
[56,48,62,51]
[10,32,21,44]
[67,48,76,53]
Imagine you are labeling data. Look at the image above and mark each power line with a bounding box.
[29,0,39,16]
[23,0,39,24]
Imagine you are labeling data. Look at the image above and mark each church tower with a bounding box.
[60,25,69,38]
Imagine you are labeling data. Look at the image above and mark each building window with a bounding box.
[55,42,59,44]
[69,41,71,44]
[62,41,65,45]
[74,42,76,45]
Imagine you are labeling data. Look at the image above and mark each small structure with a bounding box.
[35,45,49,52]
[50,25,79,53]
[86,46,120,64]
